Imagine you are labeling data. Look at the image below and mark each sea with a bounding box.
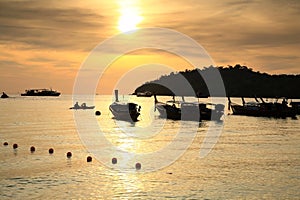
[0,95,299,199]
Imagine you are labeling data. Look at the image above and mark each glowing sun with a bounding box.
[118,3,143,33]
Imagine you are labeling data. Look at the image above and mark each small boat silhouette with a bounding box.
[1,92,9,98]
[228,97,297,119]
[109,90,141,122]
[70,102,95,110]
[154,95,224,121]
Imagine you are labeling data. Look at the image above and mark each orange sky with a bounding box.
[97,50,196,94]
[1,0,300,94]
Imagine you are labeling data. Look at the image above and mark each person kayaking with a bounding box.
[81,103,86,108]
[74,102,80,109]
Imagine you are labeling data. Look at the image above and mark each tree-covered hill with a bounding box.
[134,64,300,98]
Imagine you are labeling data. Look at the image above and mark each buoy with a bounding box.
[135,163,141,170]
[66,151,72,158]
[95,111,101,116]
[3,142,8,146]
[13,143,18,149]
[87,156,92,162]
[30,146,35,152]
[112,157,117,164]
[48,148,54,154]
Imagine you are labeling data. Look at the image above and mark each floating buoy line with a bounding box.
[2,142,142,169]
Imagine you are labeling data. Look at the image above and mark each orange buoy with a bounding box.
[30,146,35,152]
[3,142,8,146]
[87,156,92,162]
[66,151,72,158]
[95,111,101,116]
[48,148,54,154]
[135,163,141,170]
[112,157,117,164]
[13,143,18,149]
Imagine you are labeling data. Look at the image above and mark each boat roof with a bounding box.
[26,88,55,91]
[111,102,138,106]
[166,100,200,105]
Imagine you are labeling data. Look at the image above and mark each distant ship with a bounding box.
[21,88,61,96]
[1,92,9,98]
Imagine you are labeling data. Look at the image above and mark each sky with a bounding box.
[1,0,300,94]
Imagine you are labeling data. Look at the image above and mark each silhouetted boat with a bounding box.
[21,88,60,96]
[154,95,224,121]
[1,92,9,98]
[290,101,300,115]
[109,90,141,122]
[228,97,297,119]
[69,104,95,110]
[136,91,152,97]
[70,106,95,110]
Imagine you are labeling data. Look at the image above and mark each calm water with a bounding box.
[0,95,299,199]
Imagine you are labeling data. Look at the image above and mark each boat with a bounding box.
[1,92,9,98]
[228,97,297,119]
[199,103,225,120]
[154,95,224,121]
[70,106,95,110]
[136,91,152,97]
[21,88,60,96]
[290,101,300,115]
[70,102,95,110]
[109,90,141,122]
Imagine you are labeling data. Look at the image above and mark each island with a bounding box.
[134,64,300,98]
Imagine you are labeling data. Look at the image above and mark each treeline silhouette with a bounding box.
[134,64,300,98]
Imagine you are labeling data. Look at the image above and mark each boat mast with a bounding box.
[114,90,119,102]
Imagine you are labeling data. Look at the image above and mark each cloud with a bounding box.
[0,0,112,51]
[140,0,300,73]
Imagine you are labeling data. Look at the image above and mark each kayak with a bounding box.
[69,106,95,110]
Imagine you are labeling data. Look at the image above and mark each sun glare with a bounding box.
[118,1,143,33]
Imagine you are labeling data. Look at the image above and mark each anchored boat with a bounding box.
[1,92,9,98]
[109,90,141,122]
[290,101,300,115]
[228,97,297,119]
[154,95,224,121]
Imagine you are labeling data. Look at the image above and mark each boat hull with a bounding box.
[156,103,223,121]
[156,103,182,120]
[21,89,61,96]
[1,93,9,98]
[69,106,95,110]
[231,104,297,118]
[21,93,60,96]
[290,102,300,115]
[109,103,140,122]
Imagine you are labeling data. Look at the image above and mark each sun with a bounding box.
[118,2,143,33]
[118,12,142,33]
